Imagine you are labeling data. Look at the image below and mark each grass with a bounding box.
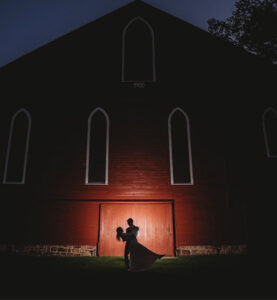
[0,255,275,299]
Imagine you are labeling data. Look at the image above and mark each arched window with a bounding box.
[262,107,277,158]
[168,108,194,185]
[122,17,156,82]
[86,108,109,184]
[3,108,31,184]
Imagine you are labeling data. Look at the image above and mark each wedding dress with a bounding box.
[121,231,164,272]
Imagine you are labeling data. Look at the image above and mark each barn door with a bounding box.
[98,203,174,256]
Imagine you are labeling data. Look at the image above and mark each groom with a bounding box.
[124,218,139,270]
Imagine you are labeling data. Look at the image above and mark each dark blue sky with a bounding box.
[0,0,237,68]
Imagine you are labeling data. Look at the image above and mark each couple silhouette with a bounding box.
[116,218,165,272]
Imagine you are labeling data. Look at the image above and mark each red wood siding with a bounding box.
[39,202,99,245]
[0,103,247,248]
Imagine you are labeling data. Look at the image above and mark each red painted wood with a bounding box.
[98,203,174,256]
[39,202,99,245]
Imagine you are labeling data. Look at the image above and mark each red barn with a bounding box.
[0,1,276,257]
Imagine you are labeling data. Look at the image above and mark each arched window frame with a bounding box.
[168,107,194,185]
[85,107,110,185]
[262,107,277,158]
[3,108,31,185]
[122,16,156,82]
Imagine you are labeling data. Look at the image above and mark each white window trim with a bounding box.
[85,107,109,185]
[168,107,194,185]
[3,108,31,185]
[122,16,156,83]
[262,107,277,158]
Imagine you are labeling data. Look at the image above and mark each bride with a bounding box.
[116,226,165,272]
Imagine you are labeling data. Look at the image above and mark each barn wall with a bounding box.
[0,99,249,250]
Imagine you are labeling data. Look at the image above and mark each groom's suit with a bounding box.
[124,225,139,269]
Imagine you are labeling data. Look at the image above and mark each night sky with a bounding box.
[0,0,237,68]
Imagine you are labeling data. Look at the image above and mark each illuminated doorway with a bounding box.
[98,202,175,256]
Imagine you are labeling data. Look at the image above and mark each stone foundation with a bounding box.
[0,244,247,257]
[0,244,97,257]
[176,245,247,256]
